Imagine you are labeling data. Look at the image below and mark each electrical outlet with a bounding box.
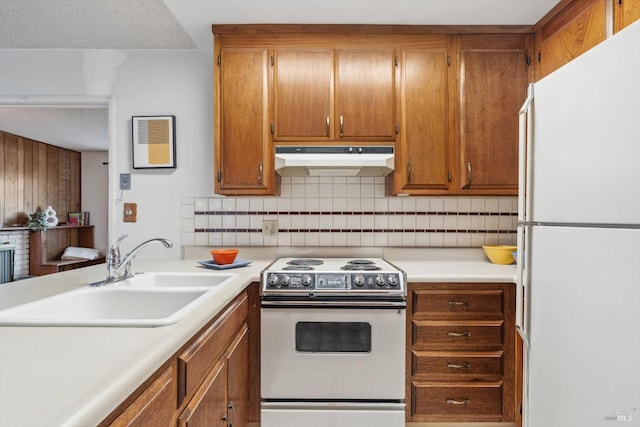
[124,203,137,222]
[119,173,131,190]
[262,220,278,236]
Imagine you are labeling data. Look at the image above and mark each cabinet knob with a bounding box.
[448,301,471,306]
[447,362,471,369]
[465,162,472,187]
[447,331,471,338]
[446,398,471,405]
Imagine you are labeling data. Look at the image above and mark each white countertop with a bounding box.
[0,248,516,427]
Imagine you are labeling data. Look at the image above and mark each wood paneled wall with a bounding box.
[0,130,81,228]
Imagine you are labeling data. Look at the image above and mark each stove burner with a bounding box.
[340,264,381,271]
[287,259,324,266]
[347,259,375,265]
[283,265,314,271]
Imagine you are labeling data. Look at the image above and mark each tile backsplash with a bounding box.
[181,176,517,248]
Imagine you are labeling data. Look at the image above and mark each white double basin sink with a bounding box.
[0,272,238,327]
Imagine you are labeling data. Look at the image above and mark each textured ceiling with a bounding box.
[0,0,561,151]
[0,0,562,50]
[0,107,109,152]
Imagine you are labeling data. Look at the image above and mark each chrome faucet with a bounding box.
[95,235,173,285]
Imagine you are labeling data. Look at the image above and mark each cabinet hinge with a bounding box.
[217,55,221,65]
[537,52,541,63]
[447,56,451,66]
[270,122,274,134]
[217,170,222,182]
[395,123,399,134]
[270,56,274,66]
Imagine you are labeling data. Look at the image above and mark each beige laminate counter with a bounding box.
[0,248,516,427]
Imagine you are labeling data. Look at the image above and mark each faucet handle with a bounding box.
[108,234,128,263]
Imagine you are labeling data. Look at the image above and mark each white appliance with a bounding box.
[260,258,406,427]
[517,21,640,427]
[274,146,394,177]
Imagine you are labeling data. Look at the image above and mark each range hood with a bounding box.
[274,146,394,177]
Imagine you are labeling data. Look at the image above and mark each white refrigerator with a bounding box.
[517,20,640,427]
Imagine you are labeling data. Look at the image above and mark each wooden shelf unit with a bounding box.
[28,225,105,276]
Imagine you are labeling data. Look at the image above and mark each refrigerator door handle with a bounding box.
[515,226,530,348]
[518,83,534,224]
[516,83,534,349]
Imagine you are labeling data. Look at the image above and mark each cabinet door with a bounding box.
[178,356,228,427]
[335,49,396,140]
[537,0,607,78]
[226,324,249,427]
[393,45,450,194]
[615,0,640,32]
[215,48,274,195]
[109,362,176,427]
[273,49,333,140]
[458,35,530,195]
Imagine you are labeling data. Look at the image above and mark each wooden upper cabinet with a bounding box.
[335,49,397,140]
[215,47,277,195]
[272,48,396,142]
[273,49,333,140]
[458,35,531,195]
[615,0,640,32]
[390,43,451,195]
[537,0,607,79]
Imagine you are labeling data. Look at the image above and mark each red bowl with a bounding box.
[210,249,239,265]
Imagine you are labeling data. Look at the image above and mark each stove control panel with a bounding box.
[264,272,403,291]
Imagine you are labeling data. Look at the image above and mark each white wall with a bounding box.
[81,151,109,255]
[0,48,215,259]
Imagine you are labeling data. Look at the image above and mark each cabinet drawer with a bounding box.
[412,350,503,378]
[412,289,504,317]
[178,292,248,405]
[412,320,503,349]
[411,381,503,418]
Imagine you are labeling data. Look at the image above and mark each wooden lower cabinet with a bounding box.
[406,283,519,423]
[179,356,227,427]
[99,291,250,427]
[109,361,177,427]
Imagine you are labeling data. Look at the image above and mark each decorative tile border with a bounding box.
[181,176,517,248]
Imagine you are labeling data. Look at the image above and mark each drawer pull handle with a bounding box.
[448,331,471,337]
[447,398,471,405]
[448,301,471,306]
[447,362,471,369]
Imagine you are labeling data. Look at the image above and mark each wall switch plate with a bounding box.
[123,203,137,222]
[119,173,131,190]
[262,220,278,236]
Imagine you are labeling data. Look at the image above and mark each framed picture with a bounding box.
[132,115,176,169]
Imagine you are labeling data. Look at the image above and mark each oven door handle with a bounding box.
[261,300,406,309]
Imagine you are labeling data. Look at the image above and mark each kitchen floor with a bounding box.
[249,423,516,426]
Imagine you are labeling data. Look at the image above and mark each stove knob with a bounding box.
[281,275,290,286]
[301,275,312,287]
[267,274,279,286]
[387,275,399,287]
[375,275,386,286]
[354,275,366,287]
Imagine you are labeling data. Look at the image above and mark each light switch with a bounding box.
[119,174,131,190]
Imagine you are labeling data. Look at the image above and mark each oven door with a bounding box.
[261,302,405,400]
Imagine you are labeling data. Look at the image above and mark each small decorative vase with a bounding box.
[44,206,58,227]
